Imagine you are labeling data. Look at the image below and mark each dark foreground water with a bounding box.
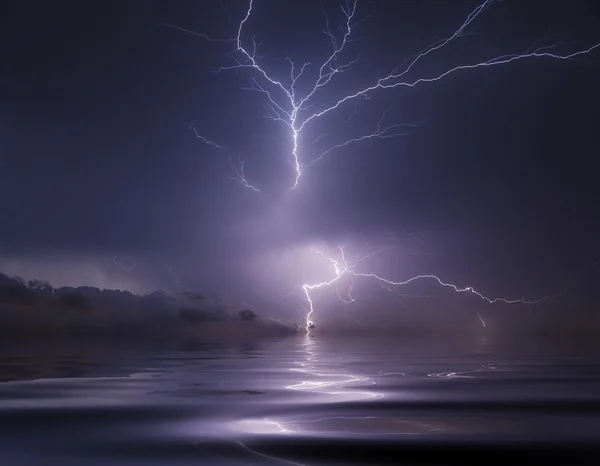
[1,334,600,465]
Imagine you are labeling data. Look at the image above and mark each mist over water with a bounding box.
[2,331,600,465]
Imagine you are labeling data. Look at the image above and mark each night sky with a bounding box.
[1,0,599,321]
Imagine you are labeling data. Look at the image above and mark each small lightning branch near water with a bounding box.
[169,0,600,191]
[477,312,487,328]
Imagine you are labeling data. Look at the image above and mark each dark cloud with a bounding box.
[0,272,298,339]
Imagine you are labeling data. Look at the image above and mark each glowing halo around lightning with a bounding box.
[171,0,600,191]
[296,246,562,333]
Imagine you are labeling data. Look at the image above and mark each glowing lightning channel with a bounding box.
[477,312,487,328]
[228,153,261,192]
[301,246,561,332]
[112,257,136,271]
[308,106,421,166]
[182,0,599,190]
[188,123,261,192]
[189,124,225,150]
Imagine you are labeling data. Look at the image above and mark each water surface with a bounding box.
[1,334,600,465]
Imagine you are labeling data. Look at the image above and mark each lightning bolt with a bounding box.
[188,123,261,192]
[227,153,261,192]
[112,257,136,271]
[189,123,225,150]
[308,106,421,167]
[179,0,599,190]
[300,246,561,332]
[477,312,487,328]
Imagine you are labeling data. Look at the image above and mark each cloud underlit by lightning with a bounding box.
[174,0,600,191]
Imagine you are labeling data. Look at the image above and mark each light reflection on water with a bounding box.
[1,335,600,465]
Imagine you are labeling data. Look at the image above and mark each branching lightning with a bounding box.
[227,153,261,192]
[308,106,420,166]
[112,257,136,271]
[188,123,261,192]
[171,1,598,329]
[182,0,599,190]
[299,246,562,332]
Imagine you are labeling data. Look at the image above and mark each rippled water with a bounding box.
[1,334,600,465]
